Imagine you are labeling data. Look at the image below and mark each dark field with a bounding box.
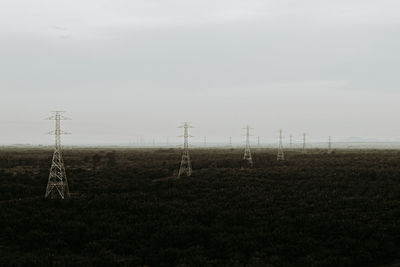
[0,147,399,266]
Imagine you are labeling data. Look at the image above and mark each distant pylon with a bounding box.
[328,136,332,154]
[45,111,70,199]
[302,133,307,154]
[204,136,207,147]
[289,135,293,149]
[277,129,285,161]
[152,138,155,147]
[243,125,253,166]
[229,136,232,147]
[257,136,260,147]
[178,122,193,178]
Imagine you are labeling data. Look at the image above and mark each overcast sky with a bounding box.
[1,0,399,145]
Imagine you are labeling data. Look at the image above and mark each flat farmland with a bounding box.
[0,148,399,266]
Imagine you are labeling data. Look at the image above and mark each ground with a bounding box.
[0,147,399,266]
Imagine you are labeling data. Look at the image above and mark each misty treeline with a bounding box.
[0,148,399,266]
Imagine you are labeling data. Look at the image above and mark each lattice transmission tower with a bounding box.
[328,136,332,154]
[277,129,285,161]
[229,136,232,147]
[45,111,70,199]
[243,125,253,166]
[178,122,193,178]
[289,134,293,149]
[302,133,307,154]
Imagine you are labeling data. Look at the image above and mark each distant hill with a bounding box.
[340,137,391,143]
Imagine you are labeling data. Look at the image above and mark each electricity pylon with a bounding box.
[277,129,285,161]
[178,122,193,178]
[203,136,207,147]
[302,133,307,154]
[257,136,260,148]
[243,125,253,166]
[45,111,70,199]
[229,136,232,147]
[328,136,332,154]
[289,135,293,149]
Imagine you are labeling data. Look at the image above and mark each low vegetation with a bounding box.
[0,147,399,266]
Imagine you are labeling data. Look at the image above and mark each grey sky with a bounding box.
[1,0,399,145]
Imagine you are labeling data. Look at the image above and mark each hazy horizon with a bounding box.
[1,0,400,145]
